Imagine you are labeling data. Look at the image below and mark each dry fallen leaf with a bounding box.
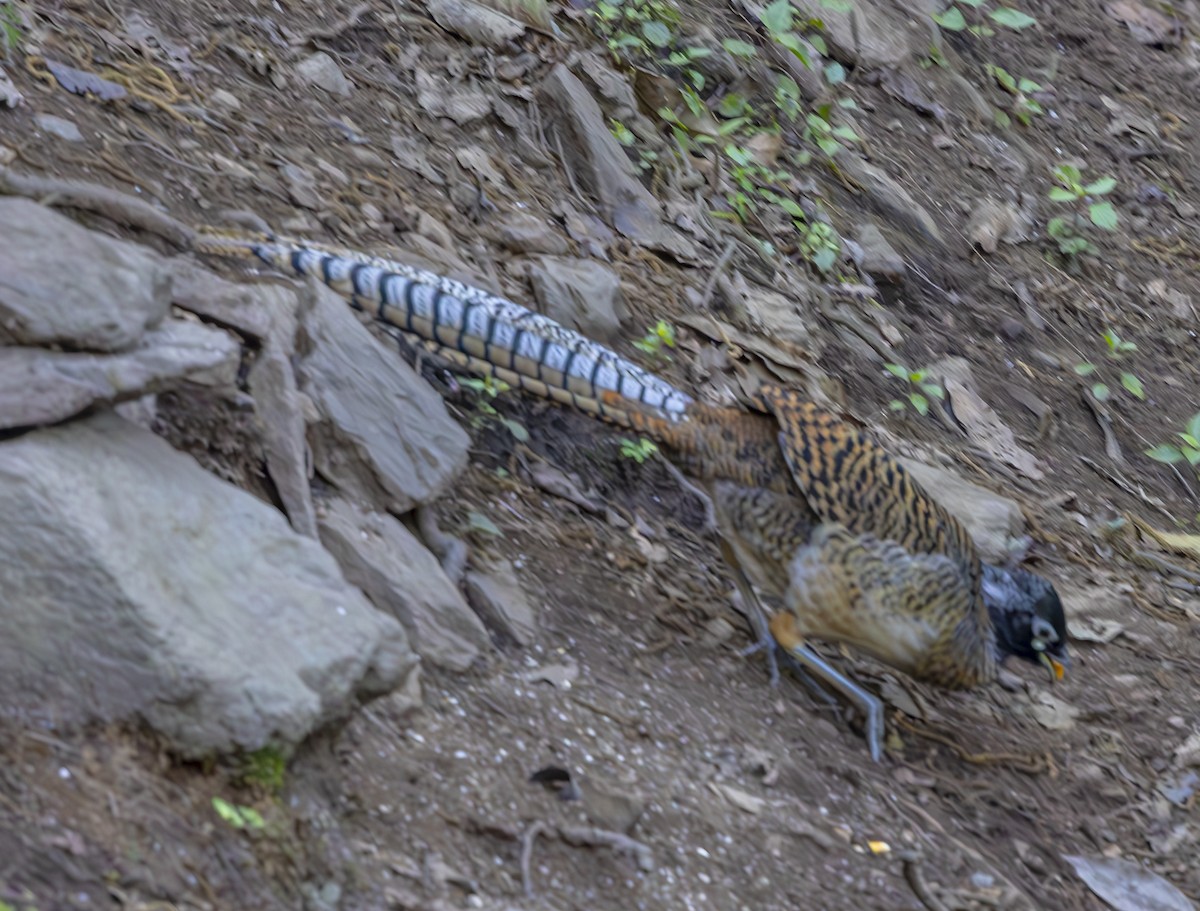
[1064,854,1195,911]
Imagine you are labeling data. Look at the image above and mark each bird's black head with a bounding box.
[981,564,1069,681]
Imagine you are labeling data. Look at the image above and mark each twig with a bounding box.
[558,825,654,872]
[519,821,548,896]
[897,851,951,911]
[417,504,469,585]
[1079,456,1175,523]
[291,1,373,45]
[1080,388,1123,463]
[0,165,195,247]
[697,237,738,310]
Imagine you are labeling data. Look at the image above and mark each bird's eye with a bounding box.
[1032,617,1058,642]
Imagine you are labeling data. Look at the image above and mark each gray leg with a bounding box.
[781,642,885,763]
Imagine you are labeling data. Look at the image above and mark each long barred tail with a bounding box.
[193,230,693,431]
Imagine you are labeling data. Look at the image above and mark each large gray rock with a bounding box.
[528,257,626,342]
[0,412,417,757]
[0,318,240,430]
[297,280,470,512]
[0,198,171,350]
[317,497,489,671]
[900,459,1028,564]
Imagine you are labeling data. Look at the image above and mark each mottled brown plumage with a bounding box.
[195,230,1068,758]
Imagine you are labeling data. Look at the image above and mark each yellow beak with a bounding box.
[1039,652,1066,682]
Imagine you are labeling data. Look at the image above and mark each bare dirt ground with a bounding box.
[2,0,1200,908]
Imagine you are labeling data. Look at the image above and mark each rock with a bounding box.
[934,357,1045,481]
[465,558,538,645]
[415,69,492,125]
[295,52,353,97]
[898,459,1027,564]
[297,281,470,513]
[209,88,241,112]
[427,0,526,47]
[836,153,942,244]
[739,284,815,349]
[854,223,906,282]
[583,775,646,833]
[318,497,490,671]
[528,257,625,341]
[35,114,84,142]
[494,211,569,255]
[540,64,698,262]
[0,318,240,430]
[0,412,416,757]
[818,0,926,67]
[0,198,171,350]
[966,198,1033,253]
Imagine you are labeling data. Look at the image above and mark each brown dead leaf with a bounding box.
[1104,0,1178,45]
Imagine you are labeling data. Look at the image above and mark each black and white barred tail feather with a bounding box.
[194,231,693,426]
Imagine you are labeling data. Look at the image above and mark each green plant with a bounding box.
[611,119,659,173]
[1074,328,1144,401]
[803,105,860,158]
[933,0,1036,37]
[242,746,287,793]
[619,437,659,462]
[0,3,21,58]
[1146,413,1200,467]
[986,64,1044,126]
[633,319,677,359]
[459,376,530,441]
[1045,164,1118,259]
[212,796,265,831]
[884,364,945,416]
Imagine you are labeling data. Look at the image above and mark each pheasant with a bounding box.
[194,230,1069,760]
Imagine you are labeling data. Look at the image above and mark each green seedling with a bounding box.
[986,63,1044,126]
[460,376,530,441]
[633,320,677,360]
[885,364,945,416]
[212,797,265,831]
[1074,328,1143,401]
[1146,412,1200,467]
[934,0,1037,37]
[620,437,659,463]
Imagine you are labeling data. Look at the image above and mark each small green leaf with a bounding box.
[776,196,807,218]
[1092,382,1110,401]
[760,0,794,33]
[722,38,758,58]
[240,807,266,829]
[909,370,927,383]
[888,399,907,412]
[958,0,984,7]
[1179,433,1200,449]
[1074,362,1097,376]
[1017,77,1041,93]
[989,7,1037,28]
[1186,446,1200,466]
[641,19,671,47]
[811,246,837,272]
[1186,412,1200,441]
[820,0,852,11]
[831,124,860,142]
[1120,372,1145,399]
[817,136,840,156]
[921,383,945,399]
[824,61,846,84]
[213,797,247,828]
[933,7,967,29]
[1089,201,1118,230]
[1048,186,1078,201]
[989,65,1017,92]
[500,418,530,442]
[910,393,930,416]
[1084,176,1117,195]
[884,363,909,379]
[1146,444,1184,464]
[468,511,501,536]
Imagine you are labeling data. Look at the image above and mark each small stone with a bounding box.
[495,211,569,255]
[209,88,241,112]
[528,257,626,341]
[998,317,1025,340]
[35,114,84,143]
[464,558,538,645]
[295,52,353,97]
[854,223,906,283]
